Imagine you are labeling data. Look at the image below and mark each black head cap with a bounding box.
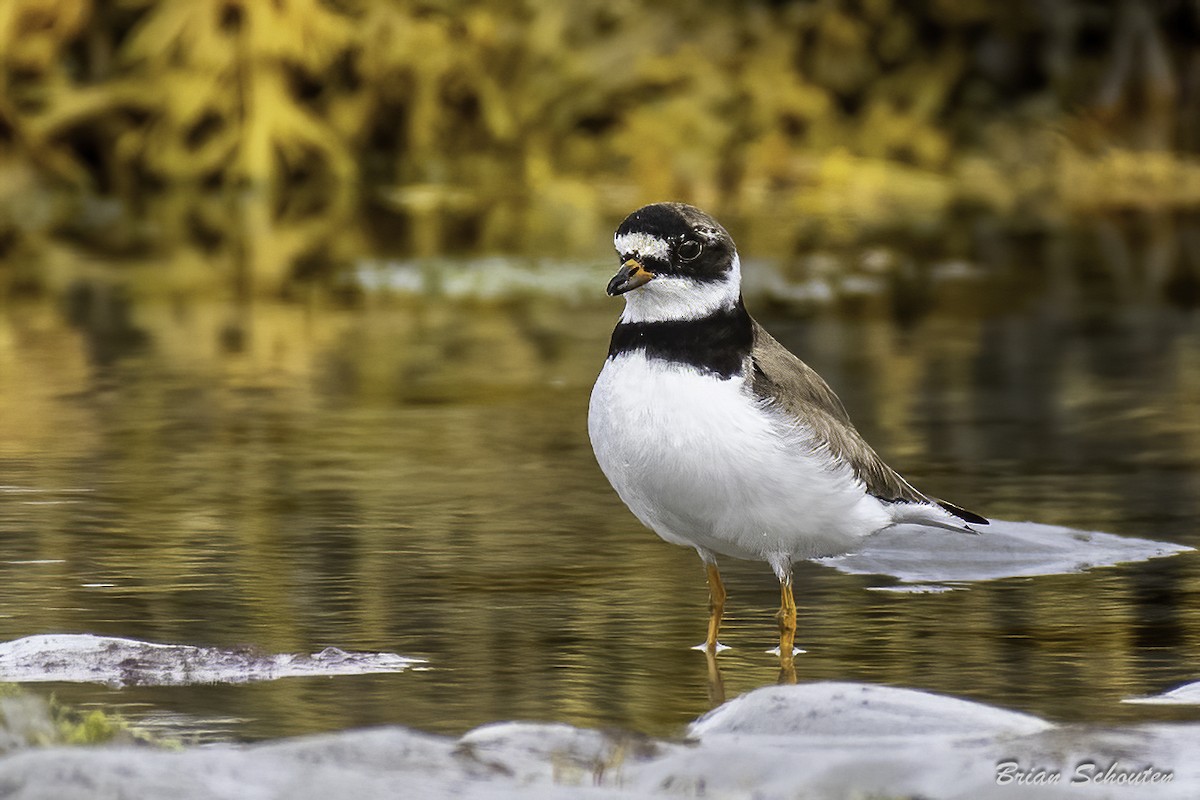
[614,203,736,283]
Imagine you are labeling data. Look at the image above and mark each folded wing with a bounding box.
[748,322,987,527]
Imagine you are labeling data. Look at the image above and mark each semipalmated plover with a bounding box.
[588,203,986,659]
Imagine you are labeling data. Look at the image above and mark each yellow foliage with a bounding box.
[793,149,954,240]
[1057,147,1200,210]
[0,0,1196,255]
[0,0,90,75]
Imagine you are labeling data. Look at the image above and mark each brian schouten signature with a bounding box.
[996,760,1174,787]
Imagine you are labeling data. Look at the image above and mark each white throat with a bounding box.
[619,253,742,324]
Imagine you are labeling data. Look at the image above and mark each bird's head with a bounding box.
[608,203,741,323]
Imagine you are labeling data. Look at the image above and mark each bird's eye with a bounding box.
[677,240,702,262]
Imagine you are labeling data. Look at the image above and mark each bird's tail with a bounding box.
[936,498,989,526]
[886,499,987,534]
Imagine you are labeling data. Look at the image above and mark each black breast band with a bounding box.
[606,302,753,379]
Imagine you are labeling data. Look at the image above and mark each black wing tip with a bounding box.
[937,499,989,527]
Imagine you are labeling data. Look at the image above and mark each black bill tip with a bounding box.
[606,259,653,296]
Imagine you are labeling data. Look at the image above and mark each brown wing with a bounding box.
[749,321,985,525]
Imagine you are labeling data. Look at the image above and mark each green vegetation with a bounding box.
[0,683,163,749]
[1,0,1198,281]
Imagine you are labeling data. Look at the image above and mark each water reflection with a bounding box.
[0,210,1199,742]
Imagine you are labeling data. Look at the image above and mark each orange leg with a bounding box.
[776,573,797,679]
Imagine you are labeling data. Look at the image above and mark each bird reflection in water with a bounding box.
[702,646,798,709]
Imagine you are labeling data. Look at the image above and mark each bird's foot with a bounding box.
[692,641,731,653]
[765,645,805,656]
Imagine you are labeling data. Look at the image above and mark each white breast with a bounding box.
[587,353,892,563]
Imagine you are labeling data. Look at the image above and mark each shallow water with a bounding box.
[2,211,1200,743]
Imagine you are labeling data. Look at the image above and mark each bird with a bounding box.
[587,202,987,661]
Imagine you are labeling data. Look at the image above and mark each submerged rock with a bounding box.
[1126,681,1200,705]
[0,635,424,688]
[0,681,1195,799]
[688,682,1051,739]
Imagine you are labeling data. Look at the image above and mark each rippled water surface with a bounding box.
[2,212,1200,742]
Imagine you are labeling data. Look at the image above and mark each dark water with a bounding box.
[2,211,1200,743]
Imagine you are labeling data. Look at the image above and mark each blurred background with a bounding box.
[2,0,1200,270]
[2,0,1200,744]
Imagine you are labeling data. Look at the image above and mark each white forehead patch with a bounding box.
[614,232,672,262]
